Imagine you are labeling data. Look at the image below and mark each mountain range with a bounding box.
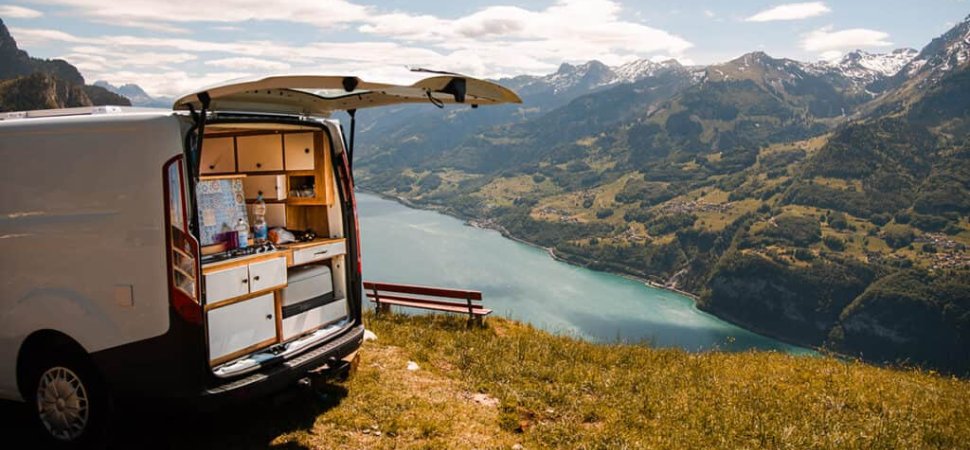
[93,80,173,108]
[357,15,970,374]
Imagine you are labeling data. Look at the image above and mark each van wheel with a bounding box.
[25,351,111,448]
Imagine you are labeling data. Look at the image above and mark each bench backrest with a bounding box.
[363,281,483,303]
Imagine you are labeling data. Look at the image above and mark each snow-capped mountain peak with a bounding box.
[814,48,918,83]
[613,59,682,83]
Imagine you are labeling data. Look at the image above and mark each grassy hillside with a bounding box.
[173,313,969,449]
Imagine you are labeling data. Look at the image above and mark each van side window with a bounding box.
[164,157,198,302]
[167,160,186,231]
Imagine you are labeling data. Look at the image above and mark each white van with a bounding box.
[0,74,520,446]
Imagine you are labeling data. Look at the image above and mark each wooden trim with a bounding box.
[274,290,284,343]
[209,336,278,367]
[285,197,327,206]
[204,286,286,311]
[200,174,247,181]
[282,237,345,250]
[205,129,316,139]
[202,252,286,274]
[172,265,195,280]
[172,246,194,260]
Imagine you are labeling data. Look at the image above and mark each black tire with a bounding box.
[23,349,112,449]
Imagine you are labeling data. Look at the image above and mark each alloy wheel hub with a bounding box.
[36,366,89,441]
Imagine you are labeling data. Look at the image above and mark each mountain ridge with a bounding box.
[0,18,129,111]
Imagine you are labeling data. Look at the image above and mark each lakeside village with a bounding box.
[521,195,969,271]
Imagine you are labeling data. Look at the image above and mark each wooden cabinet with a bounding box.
[247,203,286,228]
[200,137,235,174]
[284,133,315,170]
[204,256,286,306]
[237,134,283,172]
[206,293,276,363]
[203,266,249,304]
[242,175,286,200]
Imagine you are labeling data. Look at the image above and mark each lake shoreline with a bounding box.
[357,188,820,353]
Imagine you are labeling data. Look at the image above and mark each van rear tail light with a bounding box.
[339,151,362,275]
[164,156,203,325]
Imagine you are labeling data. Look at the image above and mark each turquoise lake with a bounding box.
[358,192,812,354]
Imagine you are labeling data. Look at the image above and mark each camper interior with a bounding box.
[191,122,350,374]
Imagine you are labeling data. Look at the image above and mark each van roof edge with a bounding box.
[0,105,168,121]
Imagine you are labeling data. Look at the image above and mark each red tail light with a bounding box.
[164,156,203,325]
[338,151,362,275]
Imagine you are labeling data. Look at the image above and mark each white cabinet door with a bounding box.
[292,241,346,266]
[242,175,286,200]
[206,293,276,361]
[200,137,235,174]
[237,134,283,172]
[249,257,287,292]
[204,266,250,304]
[284,133,315,170]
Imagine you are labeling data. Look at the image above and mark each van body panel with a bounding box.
[0,112,184,399]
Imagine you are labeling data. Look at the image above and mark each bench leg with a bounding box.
[378,302,390,315]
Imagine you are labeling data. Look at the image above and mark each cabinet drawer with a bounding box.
[248,257,287,292]
[284,133,315,170]
[242,175,286,200]
[282,298,348,340]
[207,293,276,361]
[204,265,250,304]
[237,134,283,172]
[200,137,235,174]
[292,241,346,265]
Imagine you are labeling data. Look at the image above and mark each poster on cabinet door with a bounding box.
[197,178,248,246]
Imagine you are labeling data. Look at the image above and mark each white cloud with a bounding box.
[205,57,291,71]
[745,2,830,22]
[11,0,693,97]
[0,5,44,18]
[801,26,892,52]
[703,9,716,19]
[28,0,371,30]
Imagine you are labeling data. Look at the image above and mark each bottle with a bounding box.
[235,218,249,249]
[252,194,268,244]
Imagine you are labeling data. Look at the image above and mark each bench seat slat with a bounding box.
[372,298,492,316]
[366,292,485,310]
[363,281,482,300]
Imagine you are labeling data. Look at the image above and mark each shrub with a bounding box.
[596,208,615,219]
[824,235,846,251]
[882,225,915,249]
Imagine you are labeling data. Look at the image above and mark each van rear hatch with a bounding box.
[181,73,520,377]
[173,73,522,116]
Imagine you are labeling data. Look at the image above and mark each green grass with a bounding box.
[263,313,970,449]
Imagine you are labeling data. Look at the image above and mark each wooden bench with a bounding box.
[363,281,491,325]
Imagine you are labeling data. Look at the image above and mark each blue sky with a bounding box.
[1,1,967,97]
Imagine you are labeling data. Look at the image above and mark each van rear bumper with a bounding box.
[199,323,364,406]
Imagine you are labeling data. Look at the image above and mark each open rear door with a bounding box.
[173,74,522,116]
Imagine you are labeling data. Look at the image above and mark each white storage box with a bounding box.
[281,265,347,340]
